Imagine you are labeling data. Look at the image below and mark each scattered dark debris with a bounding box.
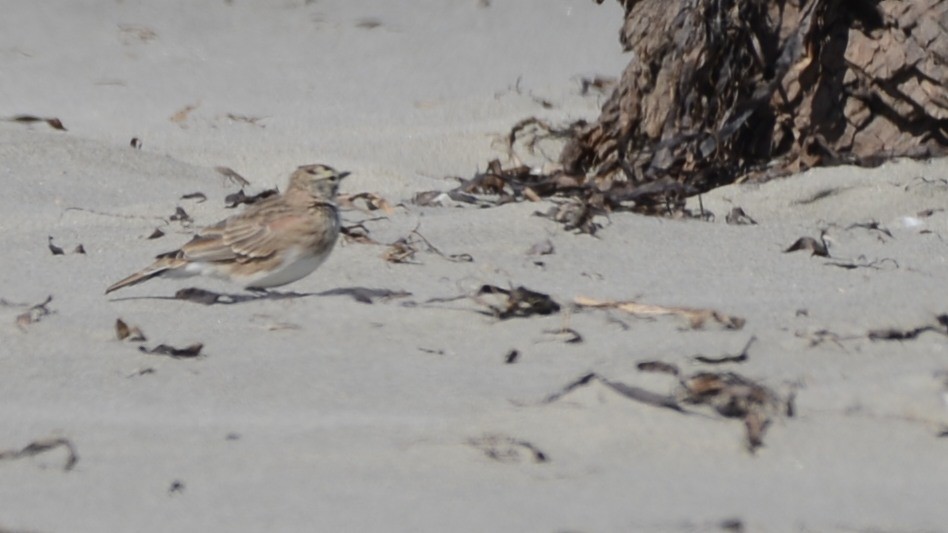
[476,285,560,319]
[169,206,192,225]
[126,367,155,378]
[504,349,520,364]
[867,315,948,341]
[824,257,898,270]
[784,231,829,257]
[543,327,583,344]
[47,236,64,255]
[794,328,859,349]
[719,518,745,532]
[846,220,892,238]
[383,227,473,264]
[0,437,78,471]
[7,114,67,131]
[636,360,680,375]
[542,369,787,452]
[418,347,447,356]
[529,92,555,109]
[115,318,146,342]
[917,208,944,218]
[139,343,203,358]
[725,207,757,225]
[147,227,165,239]
[15,295,54,330]
[534,198,603,235]
[527,239,555,256]
[338,192,395,214]
[578,75,617,96]
[168,480,185,495]
[226,433,241,441]
[316,286,412,304]
[130,137,142,149]
[355,17,382,30]
[468,434,548,464]
[214,166,251,188]
[341,221,378,244]
[796,309,808,317]
[574,296,744,330]
[180,192,207,203]
[225,113,266,127]
[47,236,84,255]
[170,103,198,126]
[224,188,277,209]
[937,427,948,438]
[692,336,756,365]
[383,237,418,264]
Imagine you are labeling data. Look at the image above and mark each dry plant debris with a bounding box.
[214,166,251,188]
[338,192,395,214]
[130,137,143,149]
[468,434,548,463]
[383,227,473,264]
[169,206,193,225]
[543,368,788,452]
[147,228,165,240]
[725,207,757,225]
[0,437,78,471]
[180,192,207,203]
[14,295,54,331]
[574,296,745,330]
[115,318,146,342]
[691,337,756,365]
[6,114,67,131]
[139,343,203,358]
[867,314,948,341]
[476,285,560,319]
[783,232,830,257]
[47,236,85,255]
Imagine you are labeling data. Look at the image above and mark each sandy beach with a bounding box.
[2,1,948,531]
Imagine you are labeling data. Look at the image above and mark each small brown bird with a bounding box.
[106,164,348,294]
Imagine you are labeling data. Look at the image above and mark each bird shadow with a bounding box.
[107,286,411,305]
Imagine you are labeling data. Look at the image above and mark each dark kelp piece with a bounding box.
[0,437,78,471]
[9,115,67,131]
[784,233,829,257]
[691,336,756,365]
[47,236,64,255]
[139,343,203,358]
[180,192,207,203]
[477,285,560,319]
[115,318,147,342]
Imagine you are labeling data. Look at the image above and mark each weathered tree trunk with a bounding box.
[561,0,948,201]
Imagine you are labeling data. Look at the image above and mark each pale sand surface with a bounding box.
[2,1,948,532]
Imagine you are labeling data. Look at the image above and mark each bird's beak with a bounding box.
[337,171,351,180]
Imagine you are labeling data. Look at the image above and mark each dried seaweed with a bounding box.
[169,206,192,225]
[784,232,829,257]
[115,318,146,342]
[47,236,64,255]
[147,228,165,240]
[180,192,207,203]
[338,192,395,214]
[214,166,251,188]
[725,207,757,225]
[692,337,756,365]
[15,295,53,330]
[867,315,948,341]
[139,343,203,358]
[7,115,67,131]
[468,434,548,463]
[383,227,473,264]
[574,296,744,330]
[476,285,560,319]
[0,437,78,471]
[504,349,520,364]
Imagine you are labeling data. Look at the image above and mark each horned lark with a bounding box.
[106,164,348,294]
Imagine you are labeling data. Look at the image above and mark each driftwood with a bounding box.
[558,0,948,208]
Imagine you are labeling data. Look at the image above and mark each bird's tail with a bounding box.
[105,256,183,294]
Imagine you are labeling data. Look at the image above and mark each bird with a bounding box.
[106,164,348,294]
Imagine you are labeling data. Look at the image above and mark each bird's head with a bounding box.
[289,164,349,199]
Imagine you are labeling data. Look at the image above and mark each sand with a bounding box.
[2,1,948,531]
